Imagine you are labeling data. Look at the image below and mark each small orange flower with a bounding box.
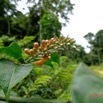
[34,60,43,66]
[24,48,30,55]
[41,40,46,46]
[34,56,49,66]
[29,49,35,57]
[34,42,39,49]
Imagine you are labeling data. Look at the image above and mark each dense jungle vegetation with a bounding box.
[0,0,103,103]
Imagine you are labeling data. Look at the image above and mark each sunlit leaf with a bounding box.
[0,42,24,62]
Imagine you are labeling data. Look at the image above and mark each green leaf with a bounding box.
[71,63,103,103]
[44,60,54,69]
[50,53,60,65]
[29,75,52,92]
[0,59,32,101]
[0,42,23,62]
[44,53,60,68]
[18,36,35,47]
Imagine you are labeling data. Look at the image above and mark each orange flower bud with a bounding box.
[24,48,30,55]
[41,40,46,46]
[34,42,39,49]
[34,60,43,66]
[38,47,42,51]
[34,56,50,66]
[48,39,53,45]
[45,40,49,44]
[43,47,47,51]
[55,37,58,41]
[30,49,35,57]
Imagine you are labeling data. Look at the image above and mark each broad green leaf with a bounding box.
[44,60,54,69]
[0,42,24,62]
[0,59,32,101]
[50,53,60,65]
[44,53,60,68]
[71,63,103,103]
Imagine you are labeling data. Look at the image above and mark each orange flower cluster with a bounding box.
[24,36,75,66]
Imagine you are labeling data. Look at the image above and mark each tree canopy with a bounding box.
[84,29,103,65]
[0,0,74,41]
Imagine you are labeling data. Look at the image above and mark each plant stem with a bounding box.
[0,94,68,103]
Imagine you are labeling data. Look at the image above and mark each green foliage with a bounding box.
[18,36,35,47]
[0,93,68,103]
[51,53,60,65]
[16,56,77,101]
[27,0,74,24]
[40,11,61,40]
[0,0,74,41]
[0,42,33,102]
[29,75,52,92]
[0,0,18,35]
[0,39,77,103]
[0,42,23,63]
[0,59,32,102]
[71,63,103,103]
[0,35,15,47]
[84,29,103,65]
[84,32,94,44]
[44,53,60,68]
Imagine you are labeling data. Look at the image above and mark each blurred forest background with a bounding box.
[1,1,103,102]
[0,0,103,66]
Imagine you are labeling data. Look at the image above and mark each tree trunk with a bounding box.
[7,17,10,34]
